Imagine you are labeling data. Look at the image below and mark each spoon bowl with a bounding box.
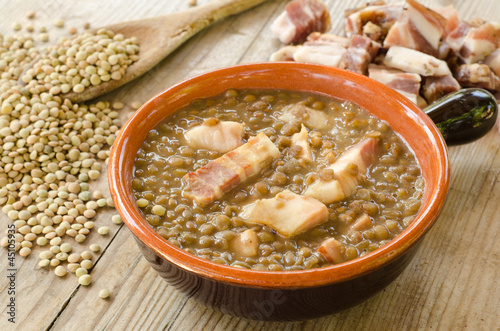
[19,0,267,103]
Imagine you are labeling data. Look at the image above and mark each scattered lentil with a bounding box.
[99,288,111,299]
[78,274,92,286]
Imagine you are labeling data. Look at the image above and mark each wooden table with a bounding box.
[1,0,499,330]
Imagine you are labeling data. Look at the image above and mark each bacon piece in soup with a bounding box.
[185,119,245,153]
[318,238,346,264]
[229,229,259,258]
[240,190,328,238]
[279,101,331,130]
[182,132,280,206]
[290,124,313,164]
[305,137,379,204]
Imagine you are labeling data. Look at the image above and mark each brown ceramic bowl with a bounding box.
[108,62,484,321]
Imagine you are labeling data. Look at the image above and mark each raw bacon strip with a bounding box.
[185,119,245,153]
[368,64,421,105]
[305,32,351,47]
[292,44,347,67]
[445,22,499,64]
[271,0,331,44]
[182,132,280,206]
[279,101,331,130]
[291,124,313,163]
[269,33,350,65]
[318,238,346,264]
[344,2,403,40]
[454,64,500,91]
[305,137,379,204]
[434,5,460,38]
[291,33,349,66]
[423,75,461,104]
[339,35,381,75]
[384,0,447,57]
[383,46,452,77]
[240,190,328,238]
[485,48,500,77]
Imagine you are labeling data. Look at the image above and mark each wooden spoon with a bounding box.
[20,0,268,103]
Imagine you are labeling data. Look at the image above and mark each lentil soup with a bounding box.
[132,89,424,271]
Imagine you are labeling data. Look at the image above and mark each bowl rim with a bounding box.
[108,62,450,289]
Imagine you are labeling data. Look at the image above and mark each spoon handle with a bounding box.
[423,88,498,146]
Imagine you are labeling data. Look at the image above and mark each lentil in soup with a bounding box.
[132,89,424,271]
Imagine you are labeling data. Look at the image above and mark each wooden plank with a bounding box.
[0,0,499,330]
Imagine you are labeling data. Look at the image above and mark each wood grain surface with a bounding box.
[0,0,499,330]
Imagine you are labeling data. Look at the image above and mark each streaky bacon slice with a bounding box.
[240,189,328,238]
[305,137,379,204]
[433,5,460,38]
[384,0,447,57]
[485,48,500,78]
[454,63,500,92]
[339,35,381,75]
[269,33,350,66]
[445,22,500,64]
[368,64,421,105]
[344,2,403,40]
[271,0,331,44]
[182,132,280,206]
[383,46,451,77]
[185,120,245,153]
[423,75,461,104]
[318,238,346,264]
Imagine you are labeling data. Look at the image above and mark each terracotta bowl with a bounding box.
[108,62,450,321]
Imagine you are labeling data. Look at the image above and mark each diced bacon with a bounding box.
[368,64,421,105]
[383,46,452,76]
[351,213,373,232]
[445,21,470,52]
[454,64,500,91]
[292,44,347,67]
[269,45,300,61]
[318,238,346,264]
[344,3,403,39]
[485,48,500,77]
[286,32,350,66]
[185,119,245,153]
[182,132,279,206]
[306,32,351,47]
[229,229,259,258]
[291,124,313,163]
[278,101,331,130]
[446,22,499,64]
[433,5,460,38]
[339,35,381,75]
[384,0,446,57]
[422,75,461,103]
[305,137,379,204]
[363,21,384,41]
[271,0,331,44]
[240,190,328,238]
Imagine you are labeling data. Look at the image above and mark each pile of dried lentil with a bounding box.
[0,14,138,293]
